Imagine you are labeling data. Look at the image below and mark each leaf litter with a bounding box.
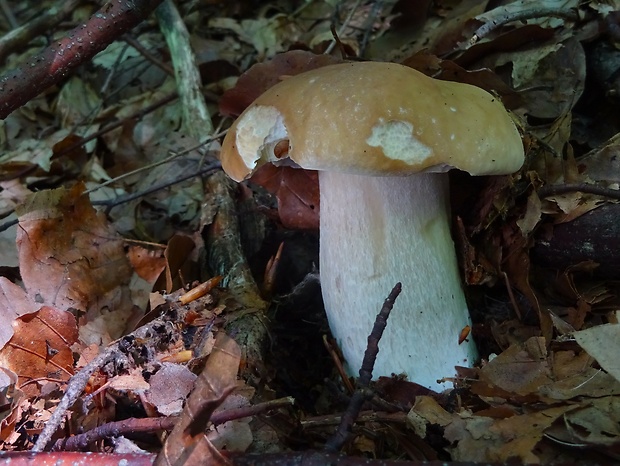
[0,0,619,463]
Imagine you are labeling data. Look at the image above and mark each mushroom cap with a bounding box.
[221,61,524,181]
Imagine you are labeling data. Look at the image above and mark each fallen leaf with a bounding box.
[219,50,342,117]
[15,184,132,313]
[562,396,620,446]
[250,164,319,230]
[445,405,576,463]
[574,323,620,383]
[146,362,197,416]
[478,337,553,396]
[0,278,41,350]
[0,306,78,398]
[127,245,167,284]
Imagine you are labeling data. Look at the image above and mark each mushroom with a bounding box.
[220,61,524,390]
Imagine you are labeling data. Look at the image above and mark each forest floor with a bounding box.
[0,0,619,464]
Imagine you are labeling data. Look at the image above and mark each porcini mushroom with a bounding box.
[220,61,524,390]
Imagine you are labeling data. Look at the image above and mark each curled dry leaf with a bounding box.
[127,245,167,284]
[153,234,196,294]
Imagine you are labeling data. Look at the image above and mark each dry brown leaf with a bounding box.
[146,362,197,416]
[127,245,167,284]
[0,278,41,350]
[407,395,455,438]
[540,367,620,400]
[108,372,150,392]
[219,50,342,118]
[562,396,620,446]
[153,234,196,293]
[250,164,319,230]
[15,184,132,313]
[0,367,25,443]
[516,191,542,237]
[478,337,553,397]
[207,381,255,453]
[0,306,78,398]
[446,405,576,463]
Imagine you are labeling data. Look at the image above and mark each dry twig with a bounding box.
[324,283,403,453]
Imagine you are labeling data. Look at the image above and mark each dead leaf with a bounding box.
[445,405,576,463]
[0,306,78,398]
[153,234,196,293]
[562,396,620,446]
[478,337,553,397]
[15,184,132,313]
[251,164,319,230]
[146,363,197,416]
[574,323,620,383]
[0,278,41,350]
[219,50,342,117]
[127,245,167,284]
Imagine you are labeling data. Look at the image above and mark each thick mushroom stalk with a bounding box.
[320,170,474,389]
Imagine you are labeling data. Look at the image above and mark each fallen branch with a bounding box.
[469,1,579,45]
[0,0,82,64]
[51,397,295,451]
[0,0,163,119]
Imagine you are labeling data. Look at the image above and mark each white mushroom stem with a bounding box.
[319,170,477,391]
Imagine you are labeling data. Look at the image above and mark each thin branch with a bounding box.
[324,0,363,55]
[32,350,118,451]
[122,34,175,76]
[156,0,214,136]
[32,292,200,451]
[470,4,579,45]
[51,397,295,451]
[324,283,402,453]
[538,183,620,200]
[0,0,82,64]
[93,160,220,212]
[0,0,163,119]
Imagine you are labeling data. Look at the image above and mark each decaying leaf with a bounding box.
[445,404,576,463]
[146,362,197,416]
[251,164,320,230]
[0,278,41,350]
[574,324,620,383]
[15,184,132,313]
[0,306,78,398]
[477,337,553,397]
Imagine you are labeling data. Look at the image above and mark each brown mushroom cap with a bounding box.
[220,61,524,181]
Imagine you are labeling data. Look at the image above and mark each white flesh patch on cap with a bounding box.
[235,106,289,170]
[366,120,432,165]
